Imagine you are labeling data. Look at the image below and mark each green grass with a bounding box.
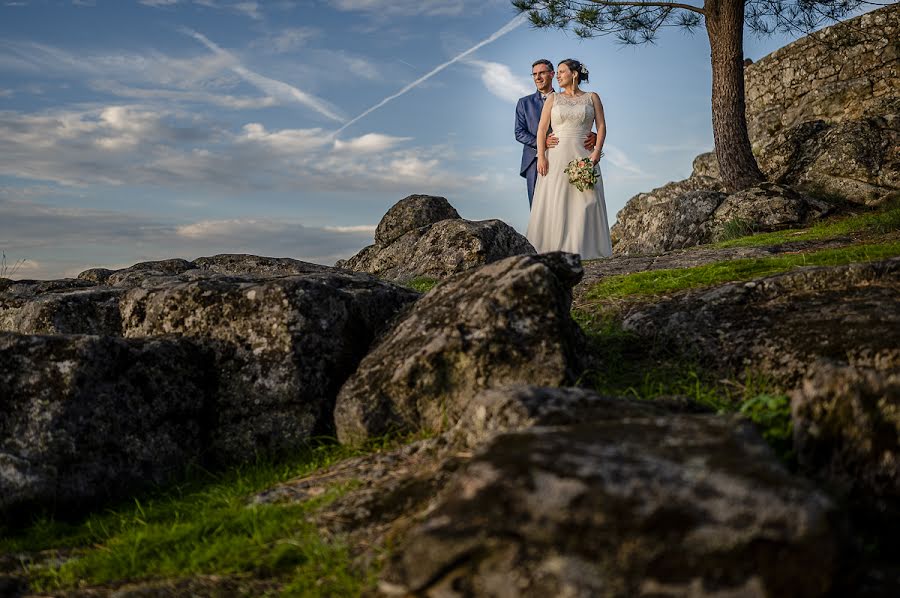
[404,277,439,293]
[711,195,900,248]
[1,441,405,595]
[585,241,900,302]
[574,311,794,459]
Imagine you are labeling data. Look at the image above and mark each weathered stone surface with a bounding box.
[104,258,196,287]
[610,177,726,254]
[259,386,697,561]
[374,194,460,246]
[334,253,587,446]
[622,258,900,387]
[0,278,117,335]
[759,116,900,206]
[744,5,899,149]
[76,268,114,285]
[338,217,536,283]
[193,254,333,276]
[691,151,721,180]
[445,385,670,450]
[711,182,833,240]
[792,360,900,505]
[0,288,124,335]
[0,332,213,515]
[121,272,419,462]
[381,415,836,597]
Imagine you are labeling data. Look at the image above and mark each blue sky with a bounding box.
[0,0,866,279]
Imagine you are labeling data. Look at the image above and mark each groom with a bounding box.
[515,59,596,208]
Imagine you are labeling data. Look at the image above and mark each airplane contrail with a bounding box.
[333,13,528,136]
[183,28,344,122]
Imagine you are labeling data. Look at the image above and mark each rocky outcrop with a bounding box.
[758,115,900,205]
[336,195,535,283]
[381,415,836,597]
[334,253,587,446]
[609,178,726,254]
[119,272,419,462]
[0,332,213,514]
[0,259,420,511]
[743,6,899,149]
[0,286,124,335]
[622,258,900,387]
[611,178,835,255]
[613,4,900,253]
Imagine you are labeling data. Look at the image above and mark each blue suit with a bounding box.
[515,90,547,208]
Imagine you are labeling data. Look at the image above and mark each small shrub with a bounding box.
[718,217,758,241]
[1,251,27,278]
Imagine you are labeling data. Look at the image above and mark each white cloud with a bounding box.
[464,59,531,103]
[254,27,321,53]
[239,122,332,153]
[233,1,262,19]
[183,29,344,122]
[333,133,411,153]
[0,106,473,193]
[177,218,286,238]
[335,13,527,135]
[323,224,377,234]
[91,81,276,110]
[139,0,179,6]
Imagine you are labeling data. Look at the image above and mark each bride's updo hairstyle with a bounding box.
[558,58,589,84]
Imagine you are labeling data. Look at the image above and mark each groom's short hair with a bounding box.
[532,59,553,71]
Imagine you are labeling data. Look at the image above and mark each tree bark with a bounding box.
[705,0,766,191]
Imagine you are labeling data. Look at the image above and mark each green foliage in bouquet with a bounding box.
[563,156,600,192]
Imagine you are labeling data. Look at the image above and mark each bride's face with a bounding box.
[557,64,574,88]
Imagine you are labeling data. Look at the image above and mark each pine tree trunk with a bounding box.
[705,0,766,191]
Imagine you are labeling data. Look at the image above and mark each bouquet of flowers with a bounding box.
[564,154,602,192]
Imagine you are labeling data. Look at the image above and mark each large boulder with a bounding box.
[334,253,587,446]
[610,177,726,254]
[337,195,535,283]
[258,386,700,559]
[104,258,196,287]
[622,258,900,387]
[3,258,420,463]
[711,182,833,240]
[381,415,836,597]
[120,272,419,462]
[0,332,213,515]
[374,194,460,246]
[0,282,123,336]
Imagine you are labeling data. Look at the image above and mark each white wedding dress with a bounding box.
[526,92,613,259]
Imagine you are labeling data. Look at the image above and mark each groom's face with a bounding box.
[532,65,554,92]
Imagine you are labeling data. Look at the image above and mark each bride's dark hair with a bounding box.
[558,58,589,84]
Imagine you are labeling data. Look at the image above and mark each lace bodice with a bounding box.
[551,92,594,136]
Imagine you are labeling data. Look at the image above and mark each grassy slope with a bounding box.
[1,443,391,595]
[3,200,898,595]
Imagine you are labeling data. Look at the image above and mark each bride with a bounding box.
[526,59,613,259]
